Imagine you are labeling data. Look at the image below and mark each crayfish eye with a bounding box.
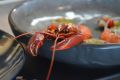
[57,24,63,32]
[67,23,77,32]
[57,24,67,33]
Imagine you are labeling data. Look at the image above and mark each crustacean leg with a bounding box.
[27,32,45,56]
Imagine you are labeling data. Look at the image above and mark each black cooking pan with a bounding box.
[9,0,120,68]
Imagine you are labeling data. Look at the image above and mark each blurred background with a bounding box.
[0,0,24,35]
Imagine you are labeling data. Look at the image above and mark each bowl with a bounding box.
[0,29,25,80]
[9,0,120,68]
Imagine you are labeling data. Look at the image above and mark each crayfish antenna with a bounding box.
[14,32,44,56]
[46,35,59,80]
[13,32,33,39]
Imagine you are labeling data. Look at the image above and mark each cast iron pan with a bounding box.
[9,0,120,68]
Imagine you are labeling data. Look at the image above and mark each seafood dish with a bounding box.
[13,16,120,80]
[8,0,120,79]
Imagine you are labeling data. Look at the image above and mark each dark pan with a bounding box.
[9,0,120,68]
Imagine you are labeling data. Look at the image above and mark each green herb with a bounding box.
[51,18,74,24]
[115,21,120,27]
[84,38,106,44]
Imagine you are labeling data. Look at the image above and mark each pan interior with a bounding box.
[10,0,120,38]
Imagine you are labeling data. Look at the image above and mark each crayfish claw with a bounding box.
[35,41,43,56]
[51,34,84,51]
[27,32,45,56]
[27,40,44,56]
[27,41,37,56]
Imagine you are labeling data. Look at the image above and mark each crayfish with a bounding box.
[98,16,115,28]
[15,23,92,80]
[98,16,120,43]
